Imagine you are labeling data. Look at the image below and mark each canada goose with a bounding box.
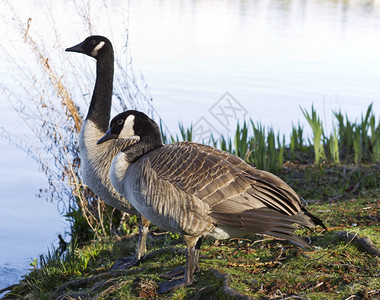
[98,110,327,293]
[65,36,150,268]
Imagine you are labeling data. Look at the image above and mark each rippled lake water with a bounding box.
[0,0,379,293]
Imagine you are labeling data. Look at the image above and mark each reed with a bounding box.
[209,134,219,149]
[234,121,249,160]
[290,124,298,159]
[301,105,326,165]
[290,123,305,160]
[178,123,193,142]
[267,128,276,172]
[352,103,372,164]
[250,121,267,170]
[334,110,354,160]
[160,103,378,172]
[277,133,285,171]
[334,103,377,164]
[160,119,170,144]
[219,134,233,154]
[326,125,340,164]
[370,114,380,163]
[353,127,362,165]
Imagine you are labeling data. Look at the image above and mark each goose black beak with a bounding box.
[97,128,117,145]
[65,41,84,53]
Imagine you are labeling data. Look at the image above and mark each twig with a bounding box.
[344,289,380,300]
[327,263,380,275]
[141,246,184,262]
[152,231,171,236]
[53,266,146,297]
[250,238,273,246]
[276,297,310,300]
[308,281,324,291]
[0,284,19,294]
[211,269,257,300]
[336,231,380,256]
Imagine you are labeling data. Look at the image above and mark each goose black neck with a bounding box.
[123,137,163,163]
[86,53,114,133]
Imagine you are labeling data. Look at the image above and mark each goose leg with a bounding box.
[158,236,200,294]
[136,216,150,260]
[160,238,202,280]
[110,215,150,270]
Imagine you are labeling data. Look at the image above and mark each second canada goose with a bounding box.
[65,36,150,268]
[98,110,326,293]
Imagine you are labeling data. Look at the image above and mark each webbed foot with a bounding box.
[110,254,139,270]
[159,266,185,280]
[110,217,150,271]
[158,278,187,294]
[158,239,201,293]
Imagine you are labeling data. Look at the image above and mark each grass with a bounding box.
[3,163,379,299]
[2,24,379,298]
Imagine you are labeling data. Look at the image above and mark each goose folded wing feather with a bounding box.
[126,157,215,237]
[147,142,301,216]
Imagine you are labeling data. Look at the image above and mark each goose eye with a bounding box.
[90,39,96,45]
[117,119,124,125]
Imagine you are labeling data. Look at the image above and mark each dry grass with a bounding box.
[0,0,163,239]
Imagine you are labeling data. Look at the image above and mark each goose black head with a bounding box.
[97,110,163,148]
[65,35,113,59]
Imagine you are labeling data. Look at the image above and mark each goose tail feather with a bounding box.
[211,207,325,248]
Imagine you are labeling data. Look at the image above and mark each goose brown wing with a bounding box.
[195,143,302,213]
[148,142,302,216]
[182,143,326,245]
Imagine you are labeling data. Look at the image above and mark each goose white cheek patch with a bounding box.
[119,115,136,139]
[91,41,105,56]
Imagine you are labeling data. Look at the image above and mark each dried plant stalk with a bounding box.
[0,1,163,241]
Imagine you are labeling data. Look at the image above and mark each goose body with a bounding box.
[98,110,326,292]
[66,36,150,265]
[79,119,134,212]
[112,142,319,245]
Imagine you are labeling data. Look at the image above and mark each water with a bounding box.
[126,0,380,138]
[0,138,66,295]
[1,0,380,293]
